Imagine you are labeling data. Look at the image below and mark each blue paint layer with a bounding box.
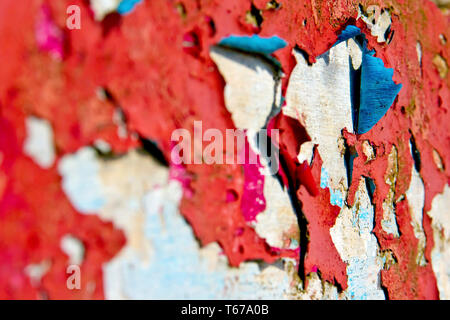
[219,35,287,55]
[334,25,403,134]
[358,48,402,134]
[117,0,143,15]
[336,25,361,45]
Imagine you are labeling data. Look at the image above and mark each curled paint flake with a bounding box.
[210,45,282,133]
[358,47,403,134]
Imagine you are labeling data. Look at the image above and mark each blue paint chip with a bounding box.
[336,25,361,45]
[358,49,402,134]
[117,0,143,15]
[219,35,287,55]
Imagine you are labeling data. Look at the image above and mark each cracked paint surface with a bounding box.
[0,0,448,300]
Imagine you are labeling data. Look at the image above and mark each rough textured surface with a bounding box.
[0,0,448,300]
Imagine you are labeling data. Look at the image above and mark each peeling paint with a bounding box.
[210,46,281,133]
[0,0,448,300]
[330,178,385,300]
[284,41,354,192]
[358,5,392,43]
[23,117,55,169]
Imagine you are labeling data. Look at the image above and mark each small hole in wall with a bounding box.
[226,189,239,202]
[245,3,264,29]
[239,245,245,254]
[183,30,202,56]
[101,12,122,37]
[266,0,281,10]
[409,131,422,172]
[205,16,216,37]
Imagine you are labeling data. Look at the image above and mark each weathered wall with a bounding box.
[0,0,448,299]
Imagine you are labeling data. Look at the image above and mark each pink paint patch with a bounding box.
[226,189,238,202]
[35,5,64,60]
[169,162,194,198]
[240,137,266,222]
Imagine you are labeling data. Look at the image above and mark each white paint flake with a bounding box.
[25,260,51,286]
[58,147,106,213]
[406,154,427,266]
[23,116,55,169]
[358,5,392,43]
[210,46,282,134]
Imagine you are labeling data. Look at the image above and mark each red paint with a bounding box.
[0,0,447,299]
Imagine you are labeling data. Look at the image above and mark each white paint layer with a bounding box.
[284,41,356,192]
[90,0,121,21]
[210,46,281,133]
[23,116,55,169]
